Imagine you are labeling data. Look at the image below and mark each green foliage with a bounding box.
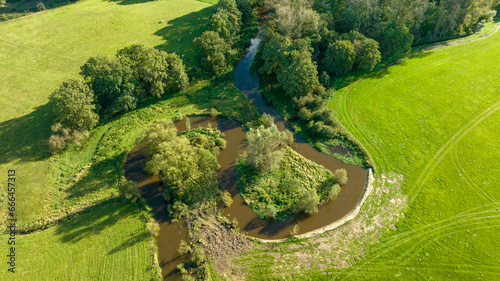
[193,31,232,75]
[80,45,189,116]
[323,40,356,76]
[118,179,140,203]
[49,79,99,131]
[293,188,320,215]
[36,2,46,11]
[277,49,320,97]
[210,107,218,117]
[259,34,319,97]
[80,56,138,115]
[246,121,292,173]
[140,119,226,220]
[221,190,233,207]
[372,21,413,58]
[237,146,340,220]
[117,44,189,97]
[332,168,348,186]
[146,218,160,237]
[209,1,242,42]
[48,123,90,154]
[354,37,381,70]
[265,204,277,219]
[136,119,178,156]
[265,0,322,39]
[237,0,255,25]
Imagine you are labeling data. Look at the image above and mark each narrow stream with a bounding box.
[124,31,369,280]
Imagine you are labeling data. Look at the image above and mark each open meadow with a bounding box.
[326,22,500,280]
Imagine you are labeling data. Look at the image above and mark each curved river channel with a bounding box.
[124,33,369,280]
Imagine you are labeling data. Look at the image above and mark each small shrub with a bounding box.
[221,191,233,207]
[261,113,274,127]
[185,116,191,131]
[176,112,184,120]
[333,168,348,185]
[178,240,191,255]
[36,2,46,11]
[293,189,320,215]
[216,138,227,150]
[328,183,340,200]
[210,108,218,117]
[190,244,205,266]
[48,123,89,154]
[265,204,277,219]
[146,218,160,237]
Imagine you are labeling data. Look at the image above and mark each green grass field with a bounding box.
[0,201,159,280]
[0,0,216,226]
[324,24,500,279]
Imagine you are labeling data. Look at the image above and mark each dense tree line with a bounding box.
[48,45,188,153]
[194,0,258,75]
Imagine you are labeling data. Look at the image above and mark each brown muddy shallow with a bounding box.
[123,31,368,280]
[124,147,189,281]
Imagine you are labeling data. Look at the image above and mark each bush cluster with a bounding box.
[139,119,226,221]
[246,116,293,173]
[48,45,188,153]
[239,145,349,220]
[193,0,250,75]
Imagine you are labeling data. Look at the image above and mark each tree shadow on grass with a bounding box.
[63,151,126,202]
[0,102,53,165]
[153,6,214,68]
[106,0,157,5]
[55,201,135,243]
[107,231,148,255]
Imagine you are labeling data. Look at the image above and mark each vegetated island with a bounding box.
[237,114,348,221]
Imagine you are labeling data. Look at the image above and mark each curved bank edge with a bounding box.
[248,168,375,243]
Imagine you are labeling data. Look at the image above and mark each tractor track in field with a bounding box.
[346,203,500,277]
[452,147,495,204]
[409,100,500,204]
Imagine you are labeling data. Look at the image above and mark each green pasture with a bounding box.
[325,24,500,279]
[0,202,159,280]
[0,0,216,226]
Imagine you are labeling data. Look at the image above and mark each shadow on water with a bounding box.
[0,103,52,164]
[125,146,190,281]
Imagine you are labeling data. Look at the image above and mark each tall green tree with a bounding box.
[246,122,292,173]
[323,40,356,76]
[277,49,320,97]
[117,45,188,98]
[49,79,99,131]
[193,31,232,75]
[80,56,138,115]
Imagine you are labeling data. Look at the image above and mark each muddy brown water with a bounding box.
[123,31,368,280]
[124,147,189,281]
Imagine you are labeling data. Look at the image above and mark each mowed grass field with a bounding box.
[0,0,214,226]
[327,24,500,279]
[0,202,158,280]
